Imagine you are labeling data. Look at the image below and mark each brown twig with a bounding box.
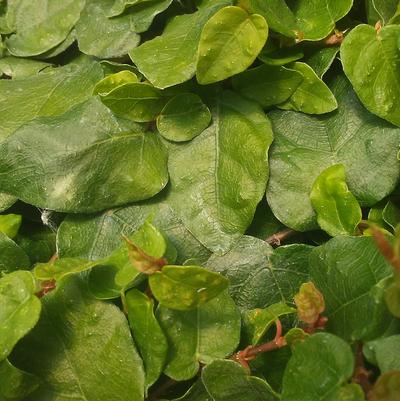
[303,315,328,334]
[352,343,373,397]
[265,228,297,247]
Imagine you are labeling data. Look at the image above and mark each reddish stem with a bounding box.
[372,227,400,273]
[352,343,373,398]
[265,229,297,247]
[304,315,328,334]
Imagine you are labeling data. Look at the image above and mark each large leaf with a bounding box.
[5,0,85,56]
[267,75,400,231]
[310,236,393,341]
[76,0,140,59]
[157,291,241,381]
[0,98,168,213]
[245,0,353,41]
[196,6,268,84]
[366,0,399,25]
[206,236,311,309]
[0,359,39,401]
[0,57,104,141]
[364,335,400,373]
[310,164,362,236]
[10,276,145,401]
[202,359,277,401]
[281,333,355,401]
[341,24,400,127]
[129,0,231,89]
[0,232,30,273]
[0,57,52,79]
[125,289,168,390]
[57,192,211,264]
[0,193,16,212]
[167,90,273,253]
[232,64,303,108]
[0,271,41,361]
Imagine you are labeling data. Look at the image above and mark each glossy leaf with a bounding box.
[125,289,168,390]
[5,0,85,56]
[281,333,355,401]
[341,24,400,127]
[0,232,30,273]
[232,64,303,108]
[10,276,145,401]
[0,359,39,401]
[157,93,211,142]
[366,0,399,25]
[157,291,241,380]
[0,271,41,361]
[310,164,362,236]
[196,6,268,84]
[267,75,400,231]
[76,0,140,59]
[149,265,229,310]
[93,70,139,96]
[306,47,339,78]
[365,335,400,373]
[206,236,311,309]
[243,302,296,345]
[310,236,393,341]
[167,90,273,253]
[202,359,277,401]
[109,0,153,17]
[129,1,231,88]
[0,214,22,239]
[278,62,338,114]
[0,57,104,141]
[0,98,168,213]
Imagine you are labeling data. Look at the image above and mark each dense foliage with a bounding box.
[0,0,400,400]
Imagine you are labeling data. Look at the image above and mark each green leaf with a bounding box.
[232,64,303,108]
[5,0,85,56]
[196,6,268,84]
[99,82,168,122]
[370,371,400,401]
[149,265,229,310]
[243,302,296,345]
[366,0,399,25]
[202,359,277,401]
[76,0,140,59]
[0,57,104,142]
[206,236,311,309]
[385,275,400,318]
[0,214,22,239]
[341,24,400,127]
[383,200,400,230]
[167,90,273,253]
[93,70,139,96]
[337,384,365,401]
[0,232,30,273]
[109,0,153,17]
[267,75,400,231]
[0,194,17,212]
[0,359,39,401]
[281,333,355,401]
[157,93,211,142]
[258,45,304,66]
[244,0,353,41]
[0,57,52,79]
[365,335,400,373]
[129,1,231,89]
[305,46,339,78]
[57,193,211,265]
[125,289,168,390]
[310,236,393,341]
[157,291,240,380]
[10,276,145,401]
[278,62,338,114]
[0,271,41,362]
[310,164,362,236]
[168,380,212,401]
[0,98,168,213]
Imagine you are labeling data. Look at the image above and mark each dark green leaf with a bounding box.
[0,232,30,273]
[365,335,400,373]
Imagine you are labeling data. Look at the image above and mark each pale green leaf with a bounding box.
[0,57,52,79]
[0,214,22,239]
[0,232,30,273]
[93,70,139,96]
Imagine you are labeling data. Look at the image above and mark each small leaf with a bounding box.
[0,271,41,361]
[157,93,211,142]
[310,164,362,236]
[0,214,22,239]
[284,328,309,347]
[243,302,296,345]
[278,62,338,114]
[385,275,400,318]
[157,291,240,380]
[294,282,325,325]
[202,359,277,401]
[149,265,229,310]
[125,289,168,390]
[196,6,268,84]
[93,70,139,96]
[370,371,400,401]
[364,335,400,373]
[232,64,303,108]
[281,333,355,401]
